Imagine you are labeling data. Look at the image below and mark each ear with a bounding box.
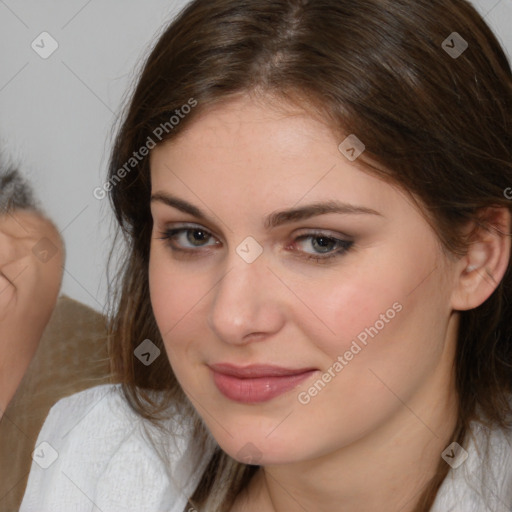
[451,206,511,311]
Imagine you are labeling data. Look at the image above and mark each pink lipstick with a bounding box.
[209,363,317,404]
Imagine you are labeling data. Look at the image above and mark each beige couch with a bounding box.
[0,295,111,511]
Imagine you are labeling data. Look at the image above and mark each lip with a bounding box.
[209,363,317,403]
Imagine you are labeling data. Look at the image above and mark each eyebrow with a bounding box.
[150,192,383,229]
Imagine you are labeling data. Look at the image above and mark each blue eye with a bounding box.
[156,225,354,263]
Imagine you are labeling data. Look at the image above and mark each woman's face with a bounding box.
[149,95,459,465]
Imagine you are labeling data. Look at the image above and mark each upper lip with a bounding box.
[209,363,316,378]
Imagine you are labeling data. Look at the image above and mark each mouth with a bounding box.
[208,363,318,404]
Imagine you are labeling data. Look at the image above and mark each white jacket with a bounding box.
[20,384,512,512]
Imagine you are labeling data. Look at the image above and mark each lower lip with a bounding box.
[211,369,317,404]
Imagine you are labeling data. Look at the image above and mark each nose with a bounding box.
[207,250,285,345]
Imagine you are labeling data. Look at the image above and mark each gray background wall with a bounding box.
[0,0,510,314]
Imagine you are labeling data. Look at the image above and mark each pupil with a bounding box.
[188,229,208,245]
[314,236,334,253]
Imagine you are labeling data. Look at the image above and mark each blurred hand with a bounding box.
[0,209,64,414]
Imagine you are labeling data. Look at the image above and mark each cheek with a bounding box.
[291,261,408,361]
[296,242,445,388]
[303,285,407,389]
[277,274,447,454]
[300,258,447,408]
[149,245,191,327]
[148,247,211,366]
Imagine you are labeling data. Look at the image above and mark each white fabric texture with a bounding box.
[20,384,512,511]
[431,414,512,512]
[19,384,216,512]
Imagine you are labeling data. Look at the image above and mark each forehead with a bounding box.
[149,96,409,220]
[154,95,334,159]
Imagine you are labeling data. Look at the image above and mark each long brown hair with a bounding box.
[106,1,512,510]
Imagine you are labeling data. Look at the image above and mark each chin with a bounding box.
[208,426,306,466]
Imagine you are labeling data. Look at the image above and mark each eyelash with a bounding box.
[156,225,354,263]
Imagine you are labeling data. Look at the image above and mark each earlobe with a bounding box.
[451,207,511,312]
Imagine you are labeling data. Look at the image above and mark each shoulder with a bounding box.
[432,419,512,512]
[33,383,140,436]
[26,383,145,457]
[20,384,214,512]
